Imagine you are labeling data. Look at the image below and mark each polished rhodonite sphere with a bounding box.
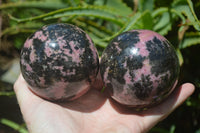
[100,30,180,108]
[20,23,99,101]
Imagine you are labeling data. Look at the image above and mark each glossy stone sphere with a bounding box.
[20,23,99,101]
[100,30,180,108]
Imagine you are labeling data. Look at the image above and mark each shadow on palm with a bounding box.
[58,79,180,117]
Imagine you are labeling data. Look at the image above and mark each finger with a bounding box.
[164,83,195,114]
[142,83,195,129]
[13,74,43,115]
[14,74,78,133]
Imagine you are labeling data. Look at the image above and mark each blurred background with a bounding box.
[0,0,199,132]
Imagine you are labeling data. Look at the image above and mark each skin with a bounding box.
[14,74,195,133]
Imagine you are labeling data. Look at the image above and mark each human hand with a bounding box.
[14,74,195,133]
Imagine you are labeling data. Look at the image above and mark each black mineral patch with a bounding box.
[116,31,140,50]
[146,37,178,76]
[132,74,153,100]
[126,55,145,71]
[33,38,45,60]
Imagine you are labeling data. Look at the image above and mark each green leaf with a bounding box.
[10,6,125,26]
[149,127,169,133]
[179,32,200,49]
[72,19,110,42]
[76,18,114,35]
[67,0,81,6]
[46,10,121,25]
[100,11,153,42]
[101,86,106,93]
[106,0,132,16]
[152,7,187,35]
[0,118,28,133]
[153,12,172,35]
[172,0,200,31]
[186,0,200,30]
[70,18,110,48]
[0,91,15,96]
[195,129,200,133]
[124,10,153,31]
[123,12,143,31]
[138,0,154,12]
[0,1,69,10]
[153,12,170,30]
[93,0,105,6]
[44,6,125,25]
[138,11,153,29]
[170,125,176,133]
[152,7,168,17]
[0,22,43,37]
[176,49,184,66]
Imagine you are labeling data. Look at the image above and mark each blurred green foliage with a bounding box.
[0,0,199,132]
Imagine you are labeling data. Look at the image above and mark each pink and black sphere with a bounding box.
[20,23,179,108]
[100,30,180,108]
[20,23,99,101]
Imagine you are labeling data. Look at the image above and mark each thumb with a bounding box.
[13,74,44,116]
[142,83,195,131]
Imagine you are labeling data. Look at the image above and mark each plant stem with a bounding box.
[0,118,28,133]
[0,1,68,10]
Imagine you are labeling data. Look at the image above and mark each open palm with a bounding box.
[14,74,194,133]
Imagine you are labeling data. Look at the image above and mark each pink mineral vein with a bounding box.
[24,38,33,48]
[133,59,151,81]
[135,42,149,57]
[138,30,166,43]
[34,31,48,42]
[69,41,82,64]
